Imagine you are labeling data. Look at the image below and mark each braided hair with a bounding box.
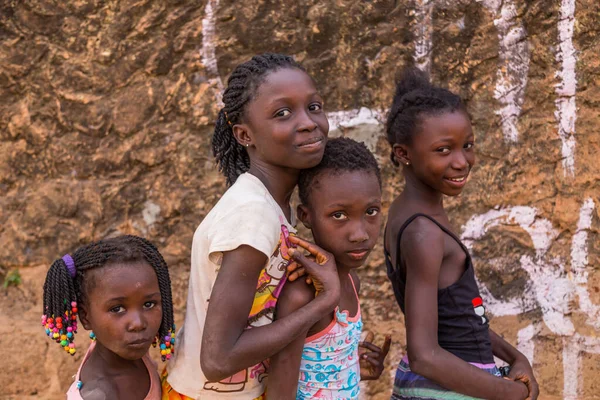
[212,53,304,185]
[41,235,176,361]
[298,137,381,206]
[386,68,464,166]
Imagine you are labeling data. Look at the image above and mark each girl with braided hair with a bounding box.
[384,68,538,400]
[163,53,341,400]
[41,235,175,400]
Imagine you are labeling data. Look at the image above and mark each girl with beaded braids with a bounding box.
[384,68,538,400]
[163,53,341,400]
[41,235,175,400]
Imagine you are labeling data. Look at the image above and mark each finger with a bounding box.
[359,341,382,353]
[286,261,299,272]
[362,330,374,344]
[362,356,381,368]
[305,277,312,285]
[382,335,392,355]
[287,267,306,281]
[288,237,329,264]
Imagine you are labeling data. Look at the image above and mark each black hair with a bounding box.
[298,137,381,206]
[41,235,175,360]
[386,68,465,166]
[212,53,305,186]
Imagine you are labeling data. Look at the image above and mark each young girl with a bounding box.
[41,235,175,400]
[163,53,341,399]
[268,138,392,399]
[384,68,539,400]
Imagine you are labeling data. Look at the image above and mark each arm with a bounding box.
[267,280,316,399]
[402,219,528,400]
[201,241,340,382]
[490,329,539,400]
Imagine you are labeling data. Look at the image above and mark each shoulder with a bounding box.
[400,216,445,250]
[277,279,316,319]
[79,377,118,400]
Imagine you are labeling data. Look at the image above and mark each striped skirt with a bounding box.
[391,355,501,400]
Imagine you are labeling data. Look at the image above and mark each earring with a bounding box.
[89,331,96,341]
[405,162,410,166]
[245,144,249,147]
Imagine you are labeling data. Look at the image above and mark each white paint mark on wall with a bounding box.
[142,200,161,227]
[555,0,578,176]
[327,108,385,152]
[461,206,576,334]
[201,0,224,106]
[562,334,600,400]
[571,198,600,329]
[413,0,434,73]
[479,0,530,142]
[517,324,540,364]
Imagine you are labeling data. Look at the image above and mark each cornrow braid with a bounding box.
[41,235,176,361]
[386,68,464,166]
[212,53,304,185]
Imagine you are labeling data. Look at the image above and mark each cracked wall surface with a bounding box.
[1,1,599,399]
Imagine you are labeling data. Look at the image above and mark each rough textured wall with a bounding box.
[1,0,599,399]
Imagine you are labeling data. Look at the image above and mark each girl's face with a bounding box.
[401,110,475,196]
[298,170,382,270]
[235,67,329,171]
[80,261,162,361]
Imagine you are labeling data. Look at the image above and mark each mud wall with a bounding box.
[1,0,599,399]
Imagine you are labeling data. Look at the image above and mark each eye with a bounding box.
[309,103,322,112]
[143,301,157,309]
[109,306,125,314]
[331,212,348,221]
[275,109,291,118]
[366,208,379,217]
[464,142,474,150]
[437,147,451,154]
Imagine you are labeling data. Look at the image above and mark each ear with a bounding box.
[78,302,92,331]
[296,204,312,229]
[232,123,253,148]
[392,144,411,167]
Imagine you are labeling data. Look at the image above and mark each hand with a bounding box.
[287,236,340,303]
[508,356,539,400]
[287,258,313,285]
[359,331,391,380]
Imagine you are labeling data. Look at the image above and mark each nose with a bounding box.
[127,311,147,332]
[348,221,369,243]
[452,150,469,171]
[297,110,317,132]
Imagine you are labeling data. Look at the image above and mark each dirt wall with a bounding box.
[1,0,599,399]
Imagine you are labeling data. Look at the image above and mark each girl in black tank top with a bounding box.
[383,69,538,400]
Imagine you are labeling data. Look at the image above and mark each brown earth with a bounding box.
[1,0,599,399]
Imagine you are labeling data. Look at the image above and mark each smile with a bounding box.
[444,175,469,188]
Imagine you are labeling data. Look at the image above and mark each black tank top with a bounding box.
[385,213,494,364]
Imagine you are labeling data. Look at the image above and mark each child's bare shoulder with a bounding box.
[401,216,445,247]
[79,377,118,400]
[277,279,316,318]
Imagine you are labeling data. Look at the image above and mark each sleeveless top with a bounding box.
[67,340,161,400]
[296,274,363,399]
[385,213,494,364]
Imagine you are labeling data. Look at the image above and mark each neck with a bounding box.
[402,170,444,212]
[248,161,299,221]
[89,341,140,373]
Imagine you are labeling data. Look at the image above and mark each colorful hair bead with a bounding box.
[157,326,177,362]
[42,297,79,356]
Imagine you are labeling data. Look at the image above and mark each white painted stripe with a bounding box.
[413,0,434,73]
[480,0,530,143]
[201,0,224,106]
[555,0,578,176]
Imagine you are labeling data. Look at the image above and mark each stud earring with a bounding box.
[245,144,249,147]
[405,162,410,166]
[89,331,96,341]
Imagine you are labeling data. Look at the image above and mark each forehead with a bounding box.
[253,67,317,103]
[85,261,159,298]
[309,170,381,206]
[417,110,473,143]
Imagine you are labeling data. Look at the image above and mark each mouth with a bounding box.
[296,136,324,150]
[444,174,469,188]
[126,338,153,348]
[346,249,370,261]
